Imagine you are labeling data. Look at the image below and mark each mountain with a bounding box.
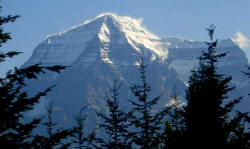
[23,13,250,129]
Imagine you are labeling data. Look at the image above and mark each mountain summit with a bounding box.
[24,13,167,69]
[23,13,250,129]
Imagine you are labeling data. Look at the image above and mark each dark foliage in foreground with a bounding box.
[128,57,169,149]
[96,80,133,149]
[71,107,97,149]
[31,102,73,149]
[183,25,250,148]
[0,8,68,148]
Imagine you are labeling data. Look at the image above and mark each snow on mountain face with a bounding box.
[23,13,179,129]
[164,37,248,83]
[164,37,250,112]
[24,13,167,68]
[23,13,250,129]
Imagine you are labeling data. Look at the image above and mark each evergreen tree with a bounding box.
[71,107,96,149]
[184,25,250,148]
[129,56,167,149]
[72,107,87,149]
[161,92,186,149]
[32,101,72,149]
[96,80,133,149]
[0,8,66,148]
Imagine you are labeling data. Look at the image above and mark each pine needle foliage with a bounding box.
[0,8,66,148]
[184,25,250,148]
[129,56,168,149]
[97,80,133,149]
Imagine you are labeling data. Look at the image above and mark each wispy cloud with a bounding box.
[232,32,250,63]
[232,32,250,49]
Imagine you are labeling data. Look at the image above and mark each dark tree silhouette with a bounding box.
[32,101,72,149]
[96,80,133,149]
[161,92,186,149]
[0,9,20,62]
[129,56,168,149]
[72,107,87,149]
[71,107,96,149]
[0,8,66,148]
[184,25,250,148]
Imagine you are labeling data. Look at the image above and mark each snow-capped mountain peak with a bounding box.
[23,13,250,130]
[90,13,168,61]
[24,13,168,68]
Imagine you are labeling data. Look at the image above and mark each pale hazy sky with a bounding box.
[1,0,250,75]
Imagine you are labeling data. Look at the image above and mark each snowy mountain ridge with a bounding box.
[25,13,168,69]
[23,13,250,129]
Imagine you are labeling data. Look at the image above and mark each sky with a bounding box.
[1,0,250,75]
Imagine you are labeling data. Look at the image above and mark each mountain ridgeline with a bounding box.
[23,13,250,130]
